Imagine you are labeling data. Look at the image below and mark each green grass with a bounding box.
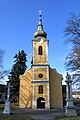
[0,104,34,120]
[0,115,34,120]
[0,103,18,112]
[57,116,80,120]
[0,103,4,112]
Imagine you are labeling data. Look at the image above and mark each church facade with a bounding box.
[19,13,63,109]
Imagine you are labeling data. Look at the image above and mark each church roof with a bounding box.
[34,10,47,39]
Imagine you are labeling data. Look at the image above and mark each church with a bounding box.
[19,12,63,109]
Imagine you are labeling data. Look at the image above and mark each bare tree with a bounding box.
[64,13,80,89]
[0,49,9,82]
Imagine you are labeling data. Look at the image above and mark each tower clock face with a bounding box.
[38,38,44,44]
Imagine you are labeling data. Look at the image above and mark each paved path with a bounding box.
[13,108,65,120]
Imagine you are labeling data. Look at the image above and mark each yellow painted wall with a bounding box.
[49,68,63,108]
[34,68,47,80]
[34,83,48,101]
[19,69,32,108]
[19,67,63,109]
[33,41,48,64]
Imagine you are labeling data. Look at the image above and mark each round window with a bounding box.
[38,74,43,78]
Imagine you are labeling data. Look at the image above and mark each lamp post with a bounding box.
[3,80,12,115]
[65,72,77,116]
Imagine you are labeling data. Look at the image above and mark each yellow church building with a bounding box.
[19,13,63,109]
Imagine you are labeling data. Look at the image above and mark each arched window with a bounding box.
[38,85,43,94]
[38,46,43,55]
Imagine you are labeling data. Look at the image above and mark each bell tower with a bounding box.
[32,11,50,109]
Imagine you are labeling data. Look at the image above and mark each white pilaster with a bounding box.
[46,83,50,109]
[33,42,35,65]
[46,42,48,63]
[32,83,36,109]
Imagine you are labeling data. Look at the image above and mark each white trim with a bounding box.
[33,42,35,64]
[33,66,48,68]
[32,80,49,81]
[47,66,49,81]
[45,83,50,109]
[32,80,49,83]
[47,83,50,109]
[32,83,34,108]
[46,42,48,63]
[32,67,34,80]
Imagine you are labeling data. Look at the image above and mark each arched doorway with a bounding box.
[37,97,45,109]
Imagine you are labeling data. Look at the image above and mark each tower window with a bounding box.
[38,46,43,55]
[38,85,43,94]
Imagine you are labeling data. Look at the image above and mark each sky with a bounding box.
[0,0,80,84]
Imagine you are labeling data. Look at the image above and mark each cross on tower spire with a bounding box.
[38,10,42,21]
[38,10,43,27]
[34,10,47,38]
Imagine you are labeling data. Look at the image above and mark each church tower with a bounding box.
[19,11,63,109]
[32,11,50,109]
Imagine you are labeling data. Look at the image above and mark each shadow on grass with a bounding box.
[55,116,80,120]
[0,115,34,120]
[55,108,80,120]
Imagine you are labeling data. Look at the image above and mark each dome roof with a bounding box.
[34,11,47,39]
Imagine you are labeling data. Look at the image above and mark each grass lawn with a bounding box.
[0,115,34,120]
[1,103,80,120]
[0,104,34,120]
[0,103,4,112]
[57,116,80,120]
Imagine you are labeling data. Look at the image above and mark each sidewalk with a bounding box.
[13,108,65,120]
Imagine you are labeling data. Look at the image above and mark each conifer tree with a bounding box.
[8,50,27,102]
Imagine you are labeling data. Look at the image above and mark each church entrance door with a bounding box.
[37,97,45,109]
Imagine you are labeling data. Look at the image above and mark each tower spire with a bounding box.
[38,10,43,31]
[34,10,47,38]
[39,10,42,20]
